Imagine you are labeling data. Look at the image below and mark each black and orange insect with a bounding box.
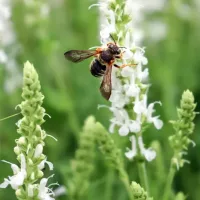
[64,35,127,100]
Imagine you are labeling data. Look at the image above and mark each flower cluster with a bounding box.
[91,0,163,161]
[0,61,56,200]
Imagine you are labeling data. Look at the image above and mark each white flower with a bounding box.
[134,96,163,129]
[125,136,137,159]
[138,136,156,161]
[0,154,27,190]
[38,159,54,171]
[38,177,55,200]
[133,50,148,65]
[109,108,141,135]
[125,136,156,161]
[95,0,163,142]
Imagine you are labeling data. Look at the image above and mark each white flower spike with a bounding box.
[94,0,163,161]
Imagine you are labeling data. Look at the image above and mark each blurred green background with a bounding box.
[0,0,200,199]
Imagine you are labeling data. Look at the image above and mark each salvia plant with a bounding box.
[0,0,198,200]
[0,61,56,200]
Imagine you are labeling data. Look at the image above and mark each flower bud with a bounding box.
[14,146,21,155]
[17,136,27,146]
[34,144,43,158]
[37,170,44,179]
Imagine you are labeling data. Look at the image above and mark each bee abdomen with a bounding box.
[90,59,106,77]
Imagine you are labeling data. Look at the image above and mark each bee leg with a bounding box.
[114,63,137,68]
[114,64,120,68]
[115,55,121,59]
[115,51,125,59]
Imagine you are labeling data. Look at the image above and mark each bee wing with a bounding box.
[64,50,97,63]
[100,64,112,100]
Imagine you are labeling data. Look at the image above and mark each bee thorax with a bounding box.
[100,50,114,63]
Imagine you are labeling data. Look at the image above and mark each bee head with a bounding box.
[107,43,121,55]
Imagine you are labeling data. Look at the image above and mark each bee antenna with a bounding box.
[110,34,116,44]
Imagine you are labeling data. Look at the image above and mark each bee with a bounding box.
[64,35,126,100]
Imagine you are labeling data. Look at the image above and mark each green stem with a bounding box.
[163,162,176,200]
[137,162,150,196]
[119,168,134,200]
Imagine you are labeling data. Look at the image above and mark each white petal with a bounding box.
[109,123,115,133]
[88,3,101,10]
[0,179,9,188]
[119,125,129,136]
[100,28,110,40]
[141,68,149,81]
[10,171,26,190]
[146,101,162,122]
[125,150,136,159]
[45,160,54,171]
[28,184,34,197]
[123,49,134,60]
[34,144,43,158]
[152,117,163,129]
[142,56,148,65]
[138,136,145,150]
[125,84,140,97]
[125,136,137,159]
[109,91,127,108]
[143,149,156,161]
[129,121,141,133]
[138,137,156,162]
[121,66,134,77]
[11,164,20,174]
[39,178,48,191]
[134,99,146,114]
[20,154,26,170]
[38,160,45,170]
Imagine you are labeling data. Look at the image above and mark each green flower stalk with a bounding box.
[68,116,96,200]
[169,90,196,169]
[0,61,55,200]
[163,90,197,200]
[94,122,134,200]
